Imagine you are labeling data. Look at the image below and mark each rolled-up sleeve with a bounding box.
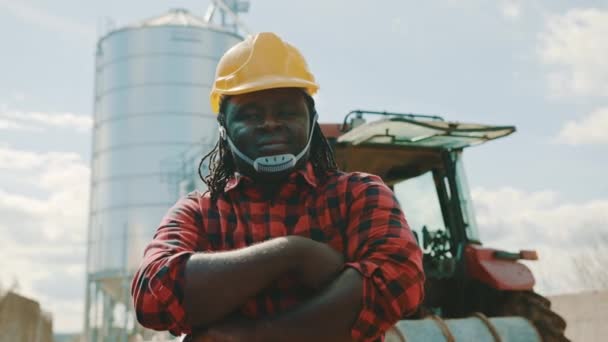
[131,192,206,336]
[343,174,425,341]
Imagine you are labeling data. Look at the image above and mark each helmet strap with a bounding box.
[220,114,318,173]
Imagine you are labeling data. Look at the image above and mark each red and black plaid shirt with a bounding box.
[131,163,424,341]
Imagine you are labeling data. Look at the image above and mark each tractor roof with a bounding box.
[320,111,516,184]
[334,112,515,149]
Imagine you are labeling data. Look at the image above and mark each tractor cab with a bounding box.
[322,110,515,277]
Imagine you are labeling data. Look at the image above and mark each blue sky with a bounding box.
[0,0,607,333]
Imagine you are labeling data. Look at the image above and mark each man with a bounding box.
[131,32,424,342]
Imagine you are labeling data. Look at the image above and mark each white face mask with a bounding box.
[219,114,318,173]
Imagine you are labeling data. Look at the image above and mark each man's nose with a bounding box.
[258,112,283,129]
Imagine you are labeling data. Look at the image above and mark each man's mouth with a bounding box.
[257,138,289,146]
[258,138,288,145]
[256,140,290,153]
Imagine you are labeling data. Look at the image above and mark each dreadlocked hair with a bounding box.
[198,94,338,201]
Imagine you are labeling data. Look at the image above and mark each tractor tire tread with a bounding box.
[498,291,569,342]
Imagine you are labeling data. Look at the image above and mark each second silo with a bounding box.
[85,7,244,341]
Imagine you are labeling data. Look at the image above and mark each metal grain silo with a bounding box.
[84,4,248,341]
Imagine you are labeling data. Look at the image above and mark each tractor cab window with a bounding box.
[394,170,455,277]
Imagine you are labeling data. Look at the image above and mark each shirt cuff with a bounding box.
[344,260,387,341]
[147,251,194,335]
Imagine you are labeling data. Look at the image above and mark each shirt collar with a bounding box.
[224,161,318,193]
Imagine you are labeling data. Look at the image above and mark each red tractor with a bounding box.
[321,110,569,342]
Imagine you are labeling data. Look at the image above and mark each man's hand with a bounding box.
[287,236,344,290]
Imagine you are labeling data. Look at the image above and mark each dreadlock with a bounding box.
[198,94,338,201]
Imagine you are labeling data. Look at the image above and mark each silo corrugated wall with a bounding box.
[85,9,242,341]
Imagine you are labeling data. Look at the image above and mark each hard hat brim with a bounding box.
[210,76,319,114]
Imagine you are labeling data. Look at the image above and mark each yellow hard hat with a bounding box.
[210,32,319,114]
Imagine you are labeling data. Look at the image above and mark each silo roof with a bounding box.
[137,8,208,28]
[97,8,243,51]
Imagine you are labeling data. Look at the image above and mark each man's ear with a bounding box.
[218,125,227,140]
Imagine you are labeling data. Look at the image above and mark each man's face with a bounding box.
[224,88,311,171]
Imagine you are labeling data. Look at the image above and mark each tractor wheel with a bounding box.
[495,291,569,342]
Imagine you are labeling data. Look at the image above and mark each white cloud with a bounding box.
[0,118,39,131]
[556,107,608,145]
[0,110,92,133]
[0,147,89,240]
[539,8,608,97]
[501,0,522,19]
[0,0,94,41]
[0,146,90,332]
[472,186,608,294]
[0,146,83,171]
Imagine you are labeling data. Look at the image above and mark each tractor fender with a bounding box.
[464,244,535,291]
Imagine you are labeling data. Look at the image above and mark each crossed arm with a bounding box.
[132,176,424,341]
[184,236,361,341]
